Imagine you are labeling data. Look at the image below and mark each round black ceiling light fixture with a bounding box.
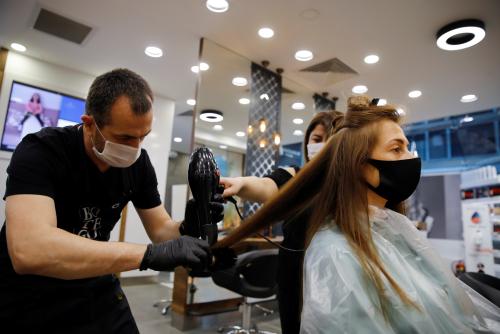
[199,109,223,123]
[436,19,485,51]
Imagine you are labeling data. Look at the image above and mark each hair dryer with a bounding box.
[188,147,221,246]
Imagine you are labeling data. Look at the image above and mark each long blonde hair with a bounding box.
[215,96,419,318]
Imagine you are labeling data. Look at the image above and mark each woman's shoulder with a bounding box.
[306,226,350,257]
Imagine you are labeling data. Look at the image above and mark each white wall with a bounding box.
[0,52,175,277]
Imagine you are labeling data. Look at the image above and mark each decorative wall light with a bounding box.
[259,139,267,148]
[199,109,223,123]
[259,118,267,133]
[273,133,281,145]
[436,19,486,51]
[247,125,253,135]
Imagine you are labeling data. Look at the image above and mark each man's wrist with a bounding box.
[139,244,153,271]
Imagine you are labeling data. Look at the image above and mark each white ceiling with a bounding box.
[1,0,499,152]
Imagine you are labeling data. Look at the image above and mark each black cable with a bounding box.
[226,196,304,253]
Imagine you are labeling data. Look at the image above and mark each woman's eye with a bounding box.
[393,147,402,153]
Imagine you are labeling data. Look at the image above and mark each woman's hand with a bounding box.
[219,177,245,198]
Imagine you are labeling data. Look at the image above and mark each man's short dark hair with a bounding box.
[86,68,154,127]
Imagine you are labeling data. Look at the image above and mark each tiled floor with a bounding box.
[121,275,282,334]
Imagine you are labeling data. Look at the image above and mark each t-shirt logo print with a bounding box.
[77,206,102,239]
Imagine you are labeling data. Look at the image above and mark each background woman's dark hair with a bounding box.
[303,110,344,162]
[30,93,41,103]
[85,68,154,127]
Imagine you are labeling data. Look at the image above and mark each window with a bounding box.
[451,122,496,157]
[429,130,447,159]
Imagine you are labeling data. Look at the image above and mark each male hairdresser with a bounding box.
[0,68,222,332]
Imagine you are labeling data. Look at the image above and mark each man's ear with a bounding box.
[81,114,93,129]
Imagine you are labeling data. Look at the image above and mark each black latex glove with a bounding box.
[139,236,211,271]
[179,194,225,238]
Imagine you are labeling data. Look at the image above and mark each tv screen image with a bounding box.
[1,81,85,151]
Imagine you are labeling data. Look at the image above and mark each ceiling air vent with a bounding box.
[33,8,92,44]
[300,57,358,74]
[297,57,358,87]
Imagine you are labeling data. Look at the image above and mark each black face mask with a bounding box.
[367,157,421,204]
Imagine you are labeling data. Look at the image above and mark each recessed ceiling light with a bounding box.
[397,108,406,116]
[10,42,26,52]
[186,99,196,106]
[144,46,163,58]
[460,94,478,103]
[173,137,182,143]
[232,77,248,86]
[258,27,274,39]
[364,54,379,64]
[199,62,210,71]
[352,85,368,94]
[206,0,229,13]
[294,50,314,61]
[408,90,422,98]
[191,65,199,73]
[377,98,387,106]
[200,109,223,123]
[293,118,304,124]
[213,124,223,131]
[236,131,245,137]
[460,115,474,123]
[291,102,305,110]
[436,19,486,51]
[239,98,250,105]
[219,145,228,149]
[293,129,304,136]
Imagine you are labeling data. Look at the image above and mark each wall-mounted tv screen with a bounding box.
[1,81,85,151]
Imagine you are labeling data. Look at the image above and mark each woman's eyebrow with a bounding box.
[386,138,409,146]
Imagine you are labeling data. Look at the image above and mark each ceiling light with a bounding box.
[293,130,303,136]
[199,109,223,123]
[294,50,314,61]
[213,124,223,131]
[144,46,163,58]
[232,77,248,86]
[436,19,486,51]
[364,54,379,64]
[186,99,196,106]
[258,27,274,39]
[408,90,422,98]
[173,137,182,143]
[206,0,229,13]
[461,115,474,123]
[236,131,245,137]
[397,108,406,116]
[219,145,228,149]
[10,42,26,52]
[293,118,304,124]
[377,98,387,106]
[199,62,210,71]
[460,94,478,103]
[352,85,368,94]
[291,102,305,110]
[239,98,250,105]
[191,65,199,73]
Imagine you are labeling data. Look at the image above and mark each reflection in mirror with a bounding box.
[187,38,336,234]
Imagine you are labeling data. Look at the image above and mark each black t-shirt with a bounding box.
[0,125,161,300]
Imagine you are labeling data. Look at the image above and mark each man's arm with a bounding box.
[136,205,181,243]
[6,194,147,280]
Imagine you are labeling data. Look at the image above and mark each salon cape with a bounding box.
[301,206,500,334]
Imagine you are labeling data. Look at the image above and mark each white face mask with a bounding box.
[91,123,141,168]
[307,142,325,161]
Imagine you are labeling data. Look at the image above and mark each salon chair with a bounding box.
[212,249,279,334]
[458,272,500,308]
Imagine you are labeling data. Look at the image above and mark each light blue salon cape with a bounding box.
[301,207,500,334]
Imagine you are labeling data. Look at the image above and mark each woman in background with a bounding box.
[220,110,344,334]
[19,93,45,130]
[216,96,500,333]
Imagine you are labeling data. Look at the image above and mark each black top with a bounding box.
[265,166,309,334]
[0,125,161,296]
